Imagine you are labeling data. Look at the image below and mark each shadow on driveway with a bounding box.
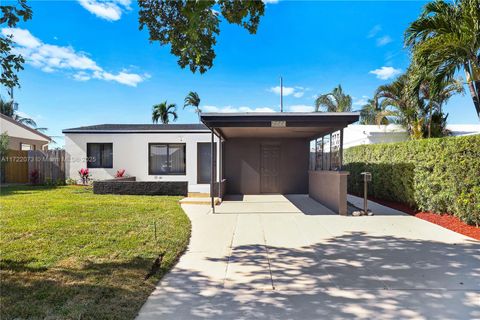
[138,232,480,319]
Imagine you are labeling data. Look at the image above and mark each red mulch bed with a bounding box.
[356,195,480,241]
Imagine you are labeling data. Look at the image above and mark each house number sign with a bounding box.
[271,121,286,127]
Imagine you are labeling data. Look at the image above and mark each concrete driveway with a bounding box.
[137,195,480,320]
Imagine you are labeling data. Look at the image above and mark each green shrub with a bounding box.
[65,178,77,185]
[43,178,66,187]
[344,135,480,226]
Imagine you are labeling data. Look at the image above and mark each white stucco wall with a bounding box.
[447,124,480,136]
[342,124,480,149]
[343,125,408,149]
[65,132,220,193]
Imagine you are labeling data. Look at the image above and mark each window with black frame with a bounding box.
[87,143,113,168]
[149,143,186,175]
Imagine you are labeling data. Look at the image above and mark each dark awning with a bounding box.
[200,112,359,139]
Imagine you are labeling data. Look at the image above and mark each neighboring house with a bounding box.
[342,124,480,149]
[343,124,408,149]
[0,113,51,151]
[446,124,480,137]
[63,112,360,215]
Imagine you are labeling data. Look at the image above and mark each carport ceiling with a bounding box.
[201,112,360,139]
[218,127,338,139]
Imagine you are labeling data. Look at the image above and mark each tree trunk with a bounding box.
[464,64,480,119]
[468,81,480,119]
[475,79,480,104]
[428,103,432,138]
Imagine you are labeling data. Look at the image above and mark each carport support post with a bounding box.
[339,128,344,170]
[329,133,332,170]
[321,136,324,170]
[218,139,222,199]
[210,130,215,213]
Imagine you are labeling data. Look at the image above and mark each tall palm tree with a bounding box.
[0,96,37,127]
[315,85,352,112]
[405,0,480,119]
[152,101,178,124]
[184,91,201,121]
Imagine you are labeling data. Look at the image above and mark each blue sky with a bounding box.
[1,0,477,147]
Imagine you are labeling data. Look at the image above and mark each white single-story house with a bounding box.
[63,112,360,215]
[1,113,51,151]
[63,123,220,194]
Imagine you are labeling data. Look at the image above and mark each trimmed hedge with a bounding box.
[344,135,480,226]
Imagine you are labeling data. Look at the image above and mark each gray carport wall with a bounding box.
[201,112,360,214]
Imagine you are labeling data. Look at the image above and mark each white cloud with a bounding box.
[369,66,402,80]
[2,28,147,87]
[353,96,370,106]
[93,70,145,87]
[376,35,392,47]
[203,106,275,113]
[269,86,305,98]
[367,25,382,38]
[288,105,314,112]
[73,71,91,81]
[78,0,131,21]
[270,86,293,95]
[293,91,304,98]
[203,104,315,113]
[2,28,41,48]
[263,0,279,3]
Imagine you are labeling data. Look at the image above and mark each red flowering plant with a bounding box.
[78,168,90,185]
[30,169,40,184]
[115,169,126,178]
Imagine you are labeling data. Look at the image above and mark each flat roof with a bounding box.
[201,111,359,118]
[62,123,209,133]
[200,112,360,139]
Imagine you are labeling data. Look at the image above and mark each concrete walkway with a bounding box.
[137,195,480,320]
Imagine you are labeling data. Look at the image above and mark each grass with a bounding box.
[0,185,191,319]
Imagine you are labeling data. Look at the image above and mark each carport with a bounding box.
[200,112,359,215]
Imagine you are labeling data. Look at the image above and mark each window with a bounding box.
[20,143,33,151]
[87,143,113,168]
[197,143,216,184]
[149,143,186,175]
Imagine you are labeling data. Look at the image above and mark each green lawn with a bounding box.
[0,186,191,319]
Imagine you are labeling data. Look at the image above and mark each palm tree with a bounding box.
[315,85,352,112]
[405,0,480,119]
[375,69,463,138]
[359,98,391,125]
[184,91,201,121]
[375,73,424,137]
[0,96,37,127]
[416,76,464,137]
[152,101,178,124]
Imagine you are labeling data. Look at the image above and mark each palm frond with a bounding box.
[315,94,336,112]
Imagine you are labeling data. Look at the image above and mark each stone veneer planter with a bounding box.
[93,177,188,196]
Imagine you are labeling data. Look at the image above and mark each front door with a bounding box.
[260,145,280,193]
